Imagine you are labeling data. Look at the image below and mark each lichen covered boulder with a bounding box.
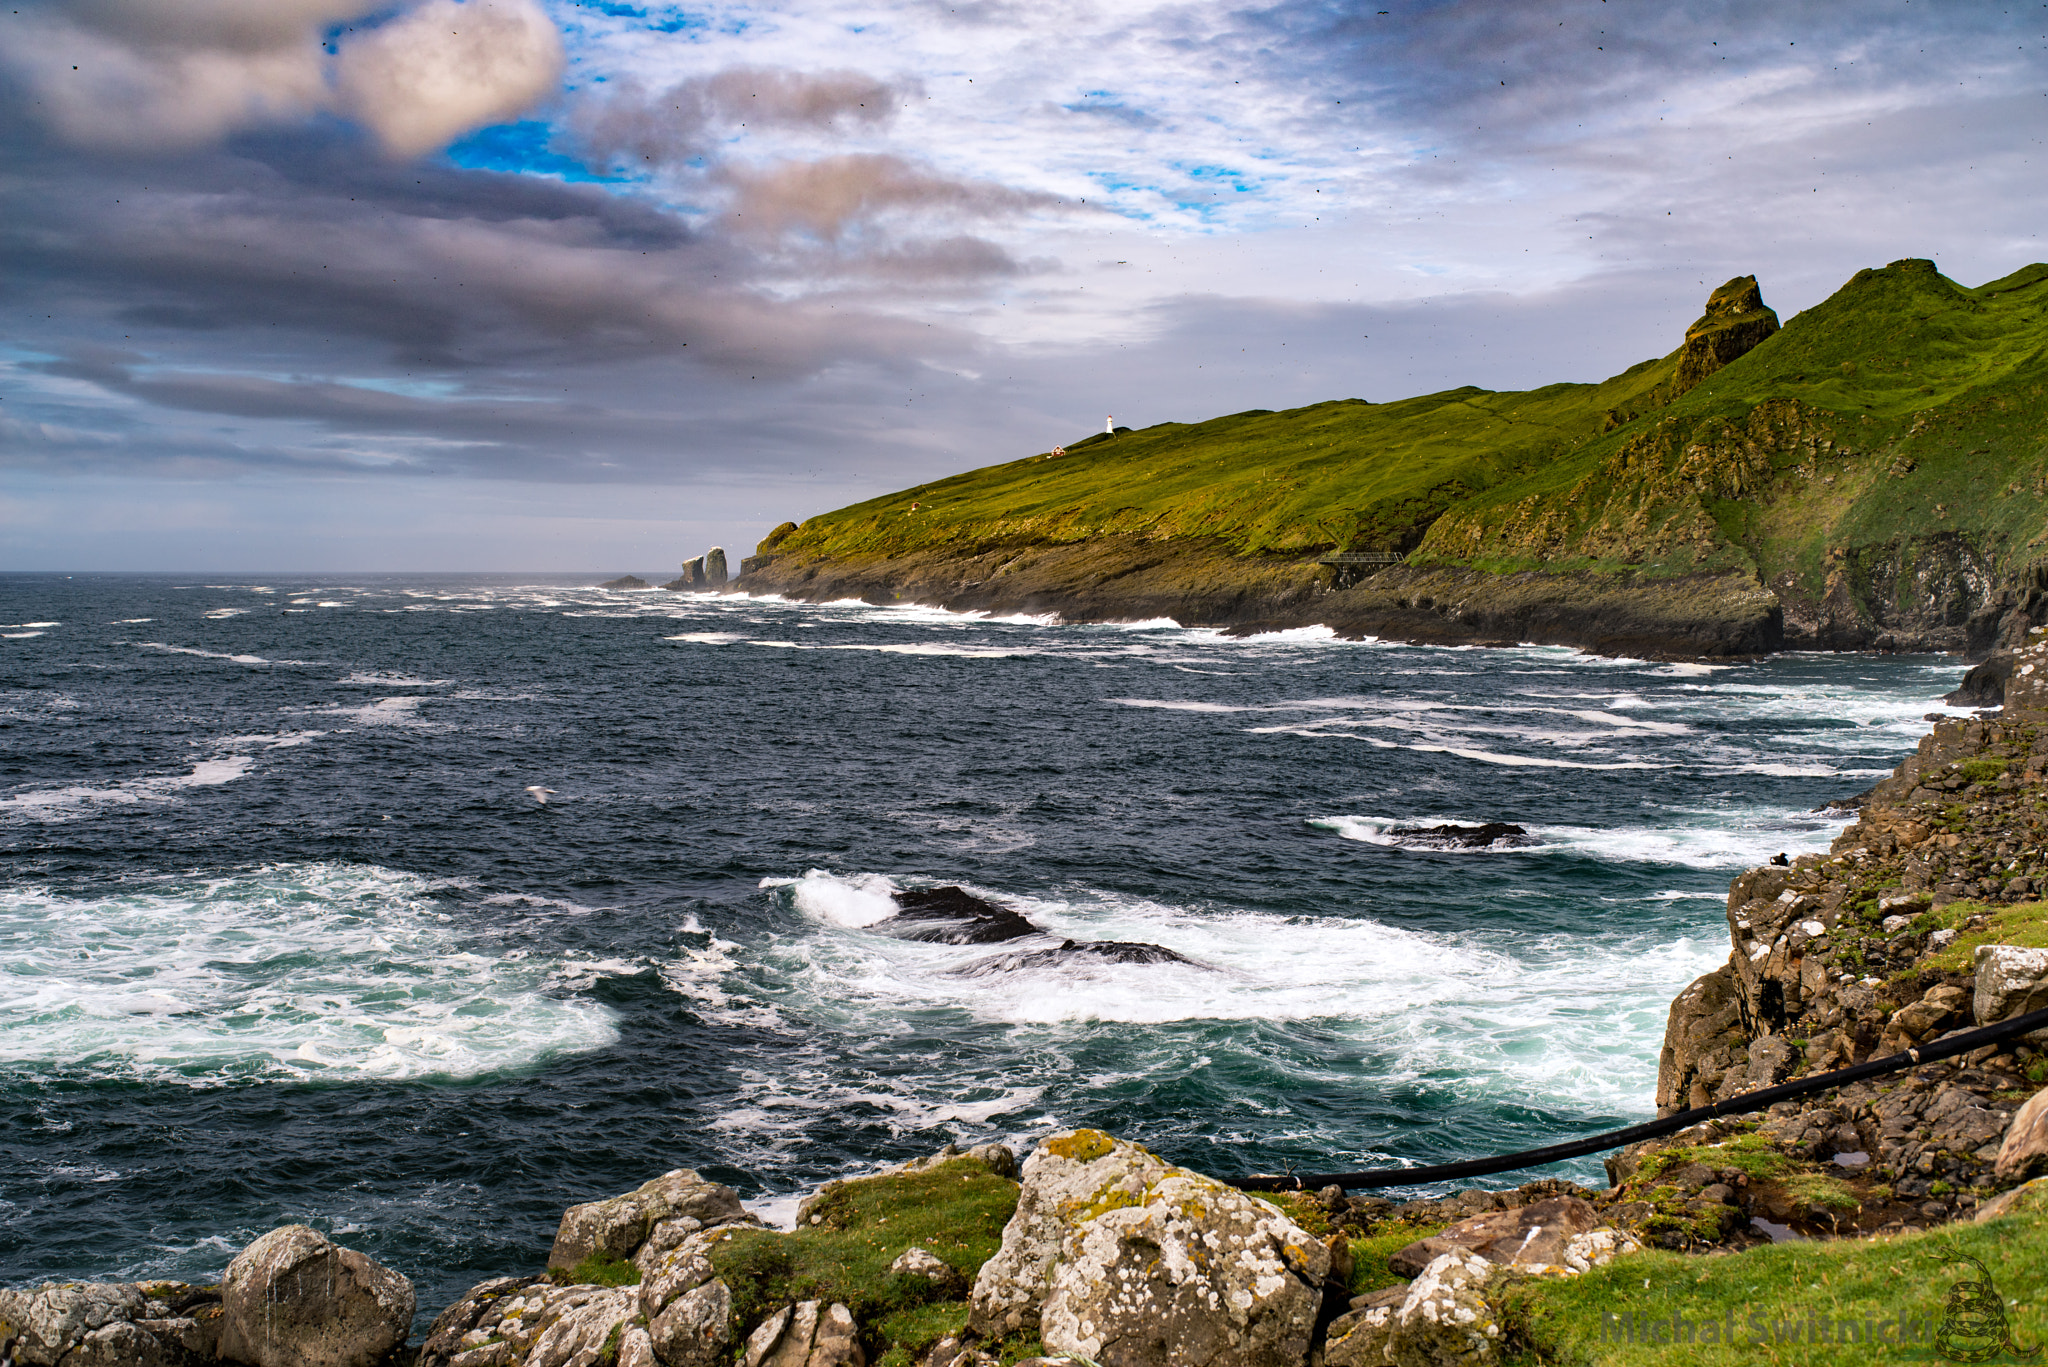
[217,1227,414,1367]
[0,1283,224,1367]
[1324,1248,1504,1367]
[969,1129,1328,1367]
[549,1170,754,1272]
[738,1302,862,1367]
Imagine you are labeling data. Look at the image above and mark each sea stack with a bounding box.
[705,546,728,588]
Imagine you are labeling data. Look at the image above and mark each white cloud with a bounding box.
[335,0,564,157]
[0,0,564,155]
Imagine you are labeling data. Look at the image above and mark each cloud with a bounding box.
[334,0,563,158]
[0,0,358,149]
[720,152,1064,241]
[0,0,563,156]
[575,66,913,169]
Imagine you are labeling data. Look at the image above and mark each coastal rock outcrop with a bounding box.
[600,576,650,590]
[548,1169,756,1272]
[218,1227,413,1367]
[1384,1197,1609,1278]
[0,1282,226,1367]
[738,1302,862,1367]
[969,1129,1328,1367]
[1385,823,1532,849]
[421,1171,762,1367]
[950,941,1204,976]
[869,887,1039,945]
[1639,635,2048,1242]
[1668,275,1780,397]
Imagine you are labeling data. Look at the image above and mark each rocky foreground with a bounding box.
[15,660,2048,1367]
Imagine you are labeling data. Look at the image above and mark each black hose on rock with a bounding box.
[1233,1004,2048,1192]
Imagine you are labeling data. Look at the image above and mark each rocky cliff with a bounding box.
[1644,630,2048,1243]
[740,259,2048,658]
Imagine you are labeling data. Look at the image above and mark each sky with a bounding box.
[4,0,2048,572]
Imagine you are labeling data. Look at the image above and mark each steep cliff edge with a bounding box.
[1640,631,2048,1243]
[742,259,2048,656]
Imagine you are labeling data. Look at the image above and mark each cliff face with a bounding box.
[741,259,2048,657]
[1647,633,2048,1235]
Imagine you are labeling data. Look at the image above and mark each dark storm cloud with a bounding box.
[1259,0,2033,135]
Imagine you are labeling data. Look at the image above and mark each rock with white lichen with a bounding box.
[968,1129,1328,1367]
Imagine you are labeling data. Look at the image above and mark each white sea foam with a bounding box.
[761,870,901,927]
[1310,813,1838,869]
[750,872,1724,1114]
[666,633,746,645]
[744,641,1034,659]
[333,697,424,726]
[0,864,616,1083]
[339,672,449,687]
[3,622,59,629]
[0,756,257,818]
[133,643,291,667]
[203,608,249,619]
[3,632,44,639]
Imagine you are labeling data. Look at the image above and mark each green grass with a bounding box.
[1916,898,2048,974]
[553,1251,641,1287]
[1346,1220,1454,1295]
[706,1157,1018,1360]
[1499,1194,2048,1364]
[766,258,2048,619]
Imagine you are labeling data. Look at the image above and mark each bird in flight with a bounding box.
[525,785,556,804]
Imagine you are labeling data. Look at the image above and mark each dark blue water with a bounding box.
[0,574,1964,1308]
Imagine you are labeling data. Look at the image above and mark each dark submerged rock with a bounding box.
[1947,652,2015,707]
[1386,822,1532,848]
[872,886,1040,945]
[951,940,1205,976]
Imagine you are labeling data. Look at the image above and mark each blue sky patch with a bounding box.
[445,122,620,183]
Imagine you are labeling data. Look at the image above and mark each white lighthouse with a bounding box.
[1105,414,1115,434]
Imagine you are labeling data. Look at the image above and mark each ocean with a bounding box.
[0,573,1966,1310]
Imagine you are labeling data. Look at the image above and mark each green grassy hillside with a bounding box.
[756,259,2048,650]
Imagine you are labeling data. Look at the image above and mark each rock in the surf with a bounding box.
[870,887,1039,944]
[970,1129,1328,1366]
[600,575,650,590]
[217,1226,414,1367]
[548,1169,755,1271]
[950,940,1203,976]
[1386,822,1532,848]
[704,548,729,589]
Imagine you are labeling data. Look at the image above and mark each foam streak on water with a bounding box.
[0,572,1969,1309]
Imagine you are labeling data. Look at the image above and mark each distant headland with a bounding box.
[725,260,2048,661]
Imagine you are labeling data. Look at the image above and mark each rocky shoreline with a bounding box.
[17,662,2048,1366]
[728,537,1790,660]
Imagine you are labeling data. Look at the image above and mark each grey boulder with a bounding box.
[970,1129,1328,1367]
[739,1302,862,1367]
[217,1226,414,1367]
[549,1170,754,1272]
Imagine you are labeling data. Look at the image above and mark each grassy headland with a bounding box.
[743,261,2048,656]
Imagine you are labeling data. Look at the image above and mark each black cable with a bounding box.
[1232,1003,2048,1192]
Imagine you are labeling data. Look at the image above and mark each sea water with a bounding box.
[0,574,1967,1308]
